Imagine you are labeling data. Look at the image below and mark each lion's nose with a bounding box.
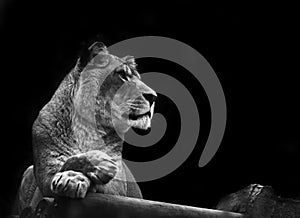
[143,93,157,106]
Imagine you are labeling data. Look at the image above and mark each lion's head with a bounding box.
[73,42,157,138]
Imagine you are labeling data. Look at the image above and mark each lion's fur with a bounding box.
[15,42,157,215]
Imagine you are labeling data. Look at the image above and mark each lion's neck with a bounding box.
[72,113,123,158]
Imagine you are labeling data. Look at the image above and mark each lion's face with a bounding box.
[109,64,157,133]
[74,43,157,137]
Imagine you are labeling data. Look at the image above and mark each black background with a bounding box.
[1,1,299,217]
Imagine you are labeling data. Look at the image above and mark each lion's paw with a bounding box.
[51,170,90,198]
[86,163,118,185]
[82,150,118,184]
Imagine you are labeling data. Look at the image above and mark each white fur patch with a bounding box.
[129,115,151,129]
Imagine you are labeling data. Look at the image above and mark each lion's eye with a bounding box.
[115,65,131,82]
[119,73,129,82]
[118,70,130,82]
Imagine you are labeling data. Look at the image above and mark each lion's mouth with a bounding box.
[128,111,151,130]
[128,103,154,130]
[129,111,151,120]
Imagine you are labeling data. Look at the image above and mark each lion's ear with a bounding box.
[77,41,108,71]
[88,41,108,55]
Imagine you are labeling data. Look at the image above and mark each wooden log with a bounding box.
[35,193,244,218]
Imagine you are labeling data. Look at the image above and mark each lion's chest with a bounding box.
[72,119,105,152]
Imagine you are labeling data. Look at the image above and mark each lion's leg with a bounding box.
[50,150,118,198]
[122,161,143,199]
[18,165,43,213]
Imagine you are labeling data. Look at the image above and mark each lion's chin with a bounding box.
[129,115,151,130]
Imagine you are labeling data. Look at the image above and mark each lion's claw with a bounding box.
[51,170,90,198]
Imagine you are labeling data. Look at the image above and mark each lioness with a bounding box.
[17,42,157,214]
